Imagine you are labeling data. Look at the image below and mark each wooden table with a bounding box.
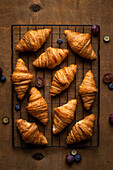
[0,0,113,169]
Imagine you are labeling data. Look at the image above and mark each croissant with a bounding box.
[33,47,69,69]
[15,29,51,52]
[11,58,33,100]
[26,87,48,125]
[16,119,48,145]
[79,70,98,110]
[64,30,97,60]
[53,99,77,134]
[50,64,77,96]
[66,114,95,144]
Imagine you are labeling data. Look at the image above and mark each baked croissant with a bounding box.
[53,99,77,134]
[66,114,95,144]
[50,64,77,96]
[26,87,48,125]
[16,119,48,145]
[15,29,51,52]
[64,30,97,60]
[79,70,98,110]
[11,58,33,100]
[33,47,69,69]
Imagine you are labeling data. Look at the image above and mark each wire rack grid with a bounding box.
[11,24,100,148]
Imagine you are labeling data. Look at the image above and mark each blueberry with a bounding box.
[0,76,6,82]
[91,25,100,35]
[66,154,74,164]
[74,154,82,162]
[108,83,113,90]
[0,67,3,77]
[57,39,63,45]
[15,104,21,111]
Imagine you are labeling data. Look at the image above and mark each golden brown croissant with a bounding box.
[53,99,77,134]
[26,87,48,125]
[79,70,98,110]
[15,29,51,52]
[50,64,77,96]
[66,114,95,144]
[16,119,48,145]
[64,30,97,60]
[33,47,69,69]
[11,58,33,100]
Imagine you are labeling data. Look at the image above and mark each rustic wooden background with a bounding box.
[0,0,113,169]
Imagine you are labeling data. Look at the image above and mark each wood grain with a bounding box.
[0,0,113,169]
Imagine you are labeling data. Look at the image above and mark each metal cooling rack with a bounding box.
[11,24,100,148]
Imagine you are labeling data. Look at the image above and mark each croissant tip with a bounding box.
[44,28,52,34]
[38,135,48,145]
[16,119,24,125]
[53,132,57,135]
[64,30,69,35]
[53,131,57,135]
[70,64,77,71]
[93,56,97,60]
[45,141,48,145]
[16,119,20,124]
[49,91,54,97]
[17,58,23,62]
[66,140,69,144]
[32,60,36,67]
[30,87,37,93]
[42,138,48,145]
[15,44,19,51]
[84,101,93,110]
[49,29,52,33]
[62,49,69,54]
[85,106,90,110]
[15,44,24,52]
[14,46,18,51]
[42,121,48,125]
[17,95,24,100]
[85,114,95,120]
[66,138,73,144]
[52,126,57,134]
[66,141,75,145]
[90,114,95,119]
[70,99,77,104]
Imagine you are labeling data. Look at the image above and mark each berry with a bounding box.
[15,104,21,111]
[70,150,77,156]
[103,73,113,84]
[0,67,3,77]
[66,154,74,164]
[108,83,113,90]
[74,154,82,162]
[103,35,110,43]
[0,76,6,82]
[109,114,113,125]
[57,39,63,45]
[91,25,100,35]
[35,77,44,88]
[2,116,10,124]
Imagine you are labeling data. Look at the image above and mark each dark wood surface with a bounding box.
[0,0,113,169]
